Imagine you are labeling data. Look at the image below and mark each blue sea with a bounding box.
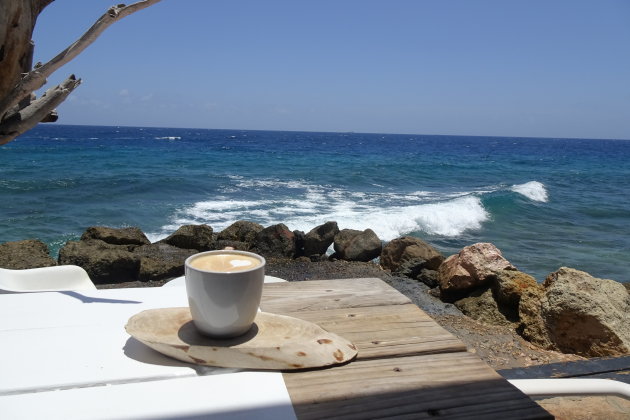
[1,124,629,283]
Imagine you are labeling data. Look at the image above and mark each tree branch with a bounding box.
[0,0,162,119]
[0,75,81,145]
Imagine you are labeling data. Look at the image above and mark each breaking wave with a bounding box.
[148,181,492,242]
[511,181,549,202]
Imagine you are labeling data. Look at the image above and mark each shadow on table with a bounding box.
[123,337,238,376]
[59,290,142,304]
[129,379,550,420]
[285,379,553,420]
[139,404,296,420]
[123,337,193,368]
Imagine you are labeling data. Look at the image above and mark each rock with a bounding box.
[214,240,250,251]
[517,285,553,349]
[519,267,630,357]
[393,257,426,279]
[380,236,444,272]
[217,221,263,246]
[81,226,150,246]
[436,254,473,301]
[0,239,57,269]
[133,243,197,282]
[161,224,214,251]
[333,229,382,262]
[253,224,296,258]
[392,257,440,287]
[384,275,463,317]
[303,221,339,256]
[459,242,516,282]
[455,288,514,327]
[293,230,306,257]
[438,243,516,300]
[453,269,537,329]
[58,240,140,284]
[418,268,439,288]
[491,269,538,309]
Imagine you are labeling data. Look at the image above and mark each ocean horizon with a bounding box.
[1,124,629,283]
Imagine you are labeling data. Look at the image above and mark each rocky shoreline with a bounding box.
[2,220,629,365]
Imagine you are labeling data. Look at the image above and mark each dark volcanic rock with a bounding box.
[303,221,339,257]
[253,224,296,258]
[393,258,440,288]
[292,230,306,257]
[455,287,515,328]
[214,240,251,251]
[380,236,444,272]
[217,221,264,246]
[417,268,440,288]
[161,224,214,251]
[333,228,382,262]
[0,239,57,269]
[58,239,140,284]
[81,226,150,246]
[134,243,197,281]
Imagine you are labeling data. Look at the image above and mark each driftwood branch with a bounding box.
[0,75,81,145]
[0,0,162,144]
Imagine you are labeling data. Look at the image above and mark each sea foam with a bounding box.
[511,181,549,202]
[151,184,490,242]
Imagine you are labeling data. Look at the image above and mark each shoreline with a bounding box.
[2,222,628,368]
[3,226,630,418]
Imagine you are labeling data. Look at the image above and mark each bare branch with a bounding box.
[0,75,81,145]
[0,0,162,119]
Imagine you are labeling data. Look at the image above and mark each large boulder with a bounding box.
[133,243,197,281]
[438,243,516,300]
[160,224,214,251]
[217,221,264,246]
[519,267,630,357]
[58,240,140,284]
[213,240,251,251]
[0,239,57,269]
[303,221,339,257]
[81,226,150,246]
[253,224,296,258]
[333,229,382,262]
[380,236,444,272]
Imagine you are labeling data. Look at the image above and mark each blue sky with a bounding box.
[33,0,630,139]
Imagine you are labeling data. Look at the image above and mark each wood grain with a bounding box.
[261,278,411,313]
[263,278,551,419]
[284,352,552,419]
[275,303,467,359]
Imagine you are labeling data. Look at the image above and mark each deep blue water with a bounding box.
[1,124,629,282]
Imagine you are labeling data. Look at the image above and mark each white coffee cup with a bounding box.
[184,250,266,337]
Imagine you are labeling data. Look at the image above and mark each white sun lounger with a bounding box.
[0,265,96,293]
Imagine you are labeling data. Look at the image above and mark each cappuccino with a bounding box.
[185,250,266,337]
[189,253,261,273]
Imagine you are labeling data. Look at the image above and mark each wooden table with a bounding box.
[262,278,552,419]
[0,277,551,419]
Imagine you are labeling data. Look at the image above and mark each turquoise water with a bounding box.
[1,124,629,282]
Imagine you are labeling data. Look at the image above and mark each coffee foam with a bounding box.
[190,254,261,272]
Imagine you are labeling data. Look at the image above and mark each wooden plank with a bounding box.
[273,303,467,360]
[261,278,411,313]
[283,352,551,419]
[498,355,630,383]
